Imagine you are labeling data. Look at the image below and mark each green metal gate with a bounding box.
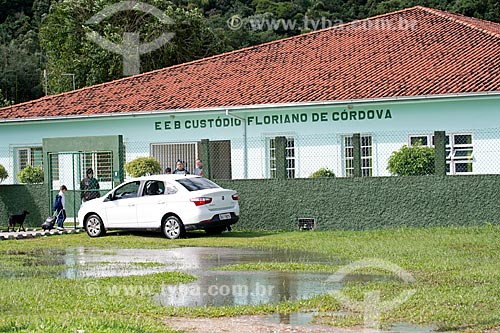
[47,151,115,228]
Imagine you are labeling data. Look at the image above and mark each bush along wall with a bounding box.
[217,175,500,231]
[0,184,48,229]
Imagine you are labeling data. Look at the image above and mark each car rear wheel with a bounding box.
[162,216,184,239]
[85,214,106,237]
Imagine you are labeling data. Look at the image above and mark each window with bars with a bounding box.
[151,142,198,174]
[409,133,473,174]
[16,147,43,174]
[82,151,113,182]
[343,135,373,177]
[269,137,295,178]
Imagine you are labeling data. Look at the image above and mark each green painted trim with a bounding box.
[0,184,48,228]
[353,133,361,177]
[201,139,211,179]
[434,131,446,176]
[275,136,287,179]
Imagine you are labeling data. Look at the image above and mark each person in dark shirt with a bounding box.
[173,160,190,175]
[80,168,100,202]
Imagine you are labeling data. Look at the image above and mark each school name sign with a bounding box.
[154,109,393,130]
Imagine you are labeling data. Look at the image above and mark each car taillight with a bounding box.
[232,194,238,201]
[190,197,212,206]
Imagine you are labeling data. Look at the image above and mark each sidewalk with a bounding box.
[0,228,82,240]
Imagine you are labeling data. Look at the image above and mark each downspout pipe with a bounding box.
[225,109,247,179]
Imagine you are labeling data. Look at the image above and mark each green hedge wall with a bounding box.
[0,184,48,229]
[217,175,500,230]
[2,175,499,231]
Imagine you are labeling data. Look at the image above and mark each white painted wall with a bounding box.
[1,94,499,183]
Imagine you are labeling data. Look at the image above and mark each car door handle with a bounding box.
[157,201,165,204]
[128,203,135,207]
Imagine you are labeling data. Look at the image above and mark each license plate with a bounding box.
[219,213,231,220]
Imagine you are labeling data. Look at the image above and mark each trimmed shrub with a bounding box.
[17,165,44,184]
[125,157,162,177]
[387,143,435,176]
[309,168,336,178]
[0,164,8,183]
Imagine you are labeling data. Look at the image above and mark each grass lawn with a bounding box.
[0,225,499,332]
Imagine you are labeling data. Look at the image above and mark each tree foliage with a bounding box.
[0,0,498,103]
[39,0,225,94]
[125,157,162,177]
[17,165,44,183]
[0,89,13,107]
[0,164,8,182]
[387,143,436,176]
[309,167,335,178]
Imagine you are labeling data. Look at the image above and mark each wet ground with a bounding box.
[3,246,436,332]
[63,246,344,306]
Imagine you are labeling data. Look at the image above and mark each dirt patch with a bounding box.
[166,315,379,333]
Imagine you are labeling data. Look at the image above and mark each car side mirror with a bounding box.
[105,193,114,201]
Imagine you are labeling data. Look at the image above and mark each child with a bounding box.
[53,185,67,230]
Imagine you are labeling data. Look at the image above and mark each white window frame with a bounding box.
[268,137,295,179]
[15,146,43,174]
[408,133,473,175]
[449,133,473,174]
[343,134,373,177]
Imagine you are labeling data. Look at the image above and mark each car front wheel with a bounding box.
[85,214,106,237]
[162,216,184,239]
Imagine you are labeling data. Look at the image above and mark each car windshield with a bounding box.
[176,177,219,191]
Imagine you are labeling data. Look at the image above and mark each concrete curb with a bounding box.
[0,228,82,241]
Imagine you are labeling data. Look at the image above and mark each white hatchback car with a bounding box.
[77,174,240,239]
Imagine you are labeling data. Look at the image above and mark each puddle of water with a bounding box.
[389,322,438,332]
[63,247,343,306]
[62,247,335,279]
[265,311,318,326]
[3,246,390,307]
[265,312,437,332]
[59,247,389,307]
[154,270,335,306]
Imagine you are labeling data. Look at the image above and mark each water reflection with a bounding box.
[59,247,391,307]
[265,313,437,332]
[62,247,348,306]
[155,270,335,306]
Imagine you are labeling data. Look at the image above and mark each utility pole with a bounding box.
[43,69,48,96]
[61,73,76,91]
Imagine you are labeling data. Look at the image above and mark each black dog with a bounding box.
[7,210,29,232]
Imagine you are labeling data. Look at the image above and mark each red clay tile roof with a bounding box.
[1,6,499,120]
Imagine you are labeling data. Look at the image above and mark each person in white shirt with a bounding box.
[54,185,67,229]
[194,159,203,176]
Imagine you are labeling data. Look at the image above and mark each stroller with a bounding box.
[41,210,62,231]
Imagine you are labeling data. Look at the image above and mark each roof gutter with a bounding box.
[1,91,499,124]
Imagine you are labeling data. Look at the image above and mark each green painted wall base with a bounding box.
[0,184,48,229]
[2,175,499,230]
[217,175,500,230]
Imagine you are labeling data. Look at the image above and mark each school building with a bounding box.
[0,6,499,193]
